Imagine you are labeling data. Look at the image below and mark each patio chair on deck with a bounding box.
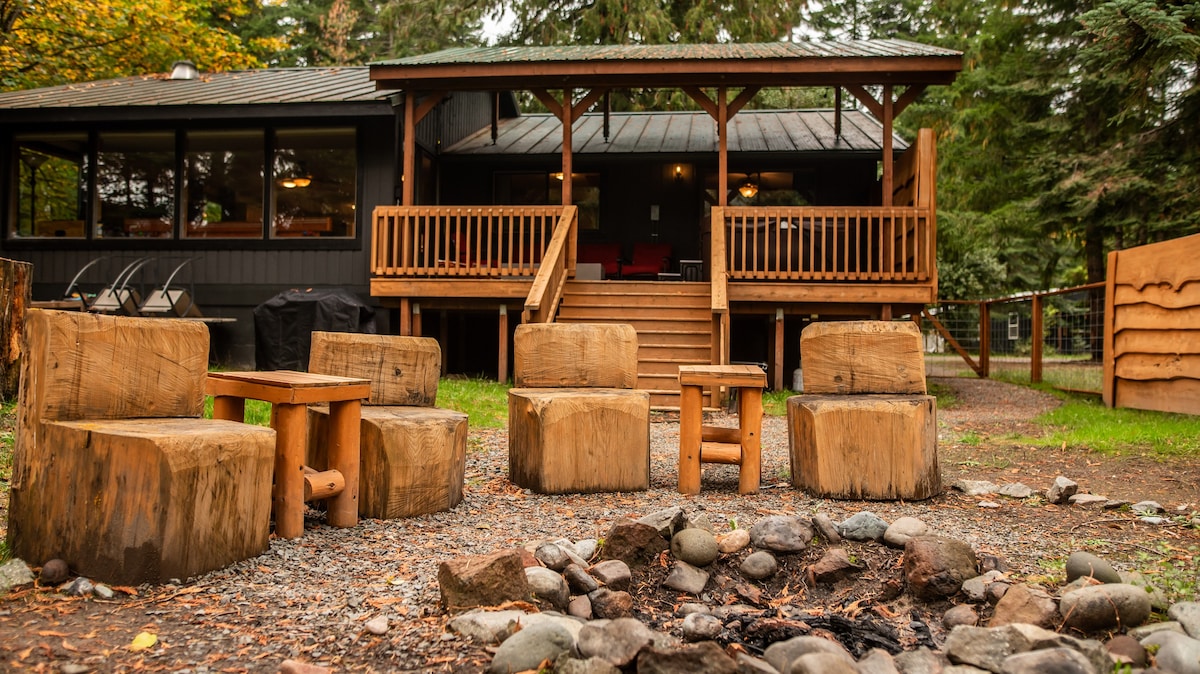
[621,242,672,278]
[88,257,152,315]
[577,243,622,279]
[139,258,203,317]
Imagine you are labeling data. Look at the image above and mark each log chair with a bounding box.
[507,323,650,494]
[6,310,276,585]
[306,331,468,519]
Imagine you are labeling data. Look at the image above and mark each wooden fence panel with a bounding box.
[1104,232,1200,414]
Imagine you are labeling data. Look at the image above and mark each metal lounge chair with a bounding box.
[140,258,202,317]
[89,257,153,315]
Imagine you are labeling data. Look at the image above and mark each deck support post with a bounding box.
[402,91,416,206]
[718,87,728,207]
[561,88,573,206]
[399,298,412,336]
[412,302,422,338]
[498,304,509,384]
[881,304,893,321]
[882,84,893,206]
[439,311,450,376]
[773,308,785,391]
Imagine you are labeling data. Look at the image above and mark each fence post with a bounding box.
[1031,293,1043,384]
[979,300,990,378]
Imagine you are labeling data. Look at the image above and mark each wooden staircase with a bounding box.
[556,280,713,408]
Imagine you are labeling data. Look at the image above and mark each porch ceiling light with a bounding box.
[738,178,758,199]
[291,176,312,188]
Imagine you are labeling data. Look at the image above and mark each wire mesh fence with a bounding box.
[917,283,1106,395]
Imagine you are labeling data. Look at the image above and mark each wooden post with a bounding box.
[1031,293,1043,384]
[440,310,450,376]
[773,308,785,391]
[399,297,412,336]
[273,403,308,539]
[402,90,417,206]
[412,302,422,338]
[1102,250,1118,407]
[718,87,728,207]
[738,386,762,495]
[561,88,573,206]
[1,258,32,400]
[678,383,703,495]
[979,300,991,378]
[498,304,509,384]
[325,398,360,528]
[881,84,893,207]
[211,395,245,423]
[881,304,893,321]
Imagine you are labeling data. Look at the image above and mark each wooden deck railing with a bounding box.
[523,206,579,323]
[719,206,934,281]
[711,207,731,366]
[372,206,569,278]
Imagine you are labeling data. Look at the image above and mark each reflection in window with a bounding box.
[184,130,265,239]
[272,128,356,238]
[494,171,601,230]
[13,134,87,238]
[96,132,176,239]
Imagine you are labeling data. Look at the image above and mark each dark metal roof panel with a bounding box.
[443,109,903,155]
[0,67,391,110]
[375,40,959,66]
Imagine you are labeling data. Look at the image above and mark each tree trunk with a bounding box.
[0,257,32,400]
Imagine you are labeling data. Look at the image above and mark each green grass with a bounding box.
[1026,395,1200,457]
[1,399,14,562]
[436,377,510,429]
[203,396,272,426]
[763,389,794,416]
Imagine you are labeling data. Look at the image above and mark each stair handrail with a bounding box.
[523,205,578,324]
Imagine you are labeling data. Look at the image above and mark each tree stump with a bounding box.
[308,405,468,518]
[787,394,940,500]
[800,320,926,394]
[0,257,32,400]
[508,388,650,494]
[309,331,440,406]
[513,323,638,388]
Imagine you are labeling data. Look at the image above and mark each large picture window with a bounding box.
[12,134,88,238]
[96,131,176,239]
[184,130,265,239]
[494,171,600,230]
[272,128,356,238]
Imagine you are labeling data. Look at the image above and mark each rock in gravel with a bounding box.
[279,660,332,674]
[856,648,901,674]
[638,506,686,538]
[838,511,889,542]
[671,528,719,567]
[0,559,35,593]
[988,584,1058,628]
[1067,493,1108,507]
[63,577,94,597]
[39,558,69,585]
[599,520,668,568]
[1105,634,1147,667]
[806,548,860,585]
[977,500,1001,508]
[526,566,569,610]
[589,588,634,619]
[93,584,114,600]
[589,559,632,590]
[999,647,1094,674]
[734,652,780,674]
[438,549,530,610]
[573,539,599,561]
[883,516,929,547]
[554,653,622,674]
[893,646,950,674]
[811,513,842,543]
[943,604,979,629]
[364,616,388,635]
[716,529,750,554]
[903,536,978,600]
[952,479,999,496]
[447,609,580,644]
[1059,583,1153,632]
[1131,500,1164,514]
[1064,551,1122,584]
[681,612,723,641]
[749,516,813,553]
[534,542,572,571]
[1122,570,1170,611]
[1169,601,1200,638]
[997,483,1034,498]
[637,640,738,674]
[979,553,1009,574]
[739,551,778,581]
[564,563,600,594]
[577,617,660,667]
[1045,476,1078,504]
[664,561,709,595]
[961,570,1005,603]
[763,635,855,673]
[677,602,709,616]
[567,595,592,619]
[1140,630,1200,674]
[489,621,573,674]
[790,652,859,674]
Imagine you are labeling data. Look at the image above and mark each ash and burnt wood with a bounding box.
[787,394,940,500]
[800,320,926,395]
[8,310,275,584]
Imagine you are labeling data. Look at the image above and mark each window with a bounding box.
[95,132,176,239]
[11,134,88,238]
[494,171,600,230]
[272,128,356,238]
[184,130,265,239]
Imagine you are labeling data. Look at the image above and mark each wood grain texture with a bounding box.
[308,405,467,519]
[1109,232,1200,291]
[308,331,440,406]
[1,257,31,399]
[786,394,940,500]
[513,323,638,388]
[508,388,650,494]
[7,417,274,585]
[800,320,926,394]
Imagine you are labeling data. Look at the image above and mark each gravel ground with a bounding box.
[1,377,1197,673]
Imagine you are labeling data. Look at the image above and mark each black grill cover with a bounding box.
[253,288,376,371]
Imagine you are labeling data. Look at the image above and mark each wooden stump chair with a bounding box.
[6,310,276,585]
[306,332,467,519]
[508,323,650,494]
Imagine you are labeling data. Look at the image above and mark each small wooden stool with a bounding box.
[678,364,767,495]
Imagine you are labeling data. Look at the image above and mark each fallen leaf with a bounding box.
[62,639,80,652]
[129,631,158,651]
[36,631,69,637]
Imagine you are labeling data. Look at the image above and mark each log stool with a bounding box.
[678,364,766,495]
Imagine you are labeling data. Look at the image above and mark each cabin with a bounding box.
[0,41,962,406]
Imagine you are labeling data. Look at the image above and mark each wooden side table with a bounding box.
[678,364,767,495]
[206,370,370,539]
